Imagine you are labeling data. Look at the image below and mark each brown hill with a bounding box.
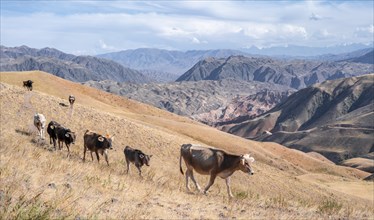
[0,71,373,219]
[225,74,374,165]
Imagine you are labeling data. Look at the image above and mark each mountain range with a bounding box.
[97,48,250,82]
[176,55,374,89]
[0,45,148,83]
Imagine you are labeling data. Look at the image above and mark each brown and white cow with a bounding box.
[68,95,75,106]
[33,113,46,139]
[124,146,152,176]
[179,144,255,198]
[83,130,114,166]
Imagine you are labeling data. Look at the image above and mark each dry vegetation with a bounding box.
[0,71,373,219]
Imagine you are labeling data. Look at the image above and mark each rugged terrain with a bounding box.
[1,71,373,219]
[84,79,293,121]
[0,45,148,83]
[223,74,374,169]
[176,55,374,89]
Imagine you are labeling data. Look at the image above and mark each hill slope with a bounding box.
[0,71,372,219]
[176,55,374,89]
[225,74,374,165]
[0,45,148,83]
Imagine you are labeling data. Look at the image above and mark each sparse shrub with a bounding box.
[317,199,343,215]
[265,195,288,208]
[235,191,248,200]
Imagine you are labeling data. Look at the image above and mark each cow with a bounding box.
[33,113,46,139]
[68,95,75,106]
[124,146,152,176]
[47,121,60,148]
[23,80,33,91]
[179,144,255,198]
[55,125,76,157]
[83,130,114,166]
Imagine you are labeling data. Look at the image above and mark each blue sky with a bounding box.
[1,0,373,55]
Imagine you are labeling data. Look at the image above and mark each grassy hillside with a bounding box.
[0,71,373,219]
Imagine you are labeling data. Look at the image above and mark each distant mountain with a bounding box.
[223,74,374,166]
[97,48,250,81]
[176,55,374,89]
[83,78,292,117]
[242,43,373,57]
[343,49,374,64]
[0,45,149,83]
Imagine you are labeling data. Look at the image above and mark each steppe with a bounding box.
[0,71,373,219]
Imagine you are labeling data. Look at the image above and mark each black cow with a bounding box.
[47,121,61,149]
[124,146,152,176]
[55,126,76,157]
[23,80,33,91]
[83,130,114,166]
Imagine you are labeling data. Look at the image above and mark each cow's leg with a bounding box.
[66,143,70,158]
[136,164,142,176]
[225,177,234,198]
[95,151,100,163]
[83,146,86,162]
[185,169,192,192]
[126,159,130,174]
[188,169,202,192]
[203,174,217,195]
[104,150,109,166]
[90,152,94,161]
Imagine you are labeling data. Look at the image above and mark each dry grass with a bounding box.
[0,71,373,219]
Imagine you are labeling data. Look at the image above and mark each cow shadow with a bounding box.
[15,129,32,136]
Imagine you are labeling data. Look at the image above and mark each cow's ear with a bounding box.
[240,158,245,165]
[149,155,153,158]
[50,125,54,129]
[98,136,104,142]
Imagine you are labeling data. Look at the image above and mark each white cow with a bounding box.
[33,113,46,139]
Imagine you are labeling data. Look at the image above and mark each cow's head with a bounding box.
[65,131,76,144]
[97,135,114,150]
[239,154,255,175]
[139,153,152,166]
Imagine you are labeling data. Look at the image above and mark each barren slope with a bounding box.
[0,71,373,219]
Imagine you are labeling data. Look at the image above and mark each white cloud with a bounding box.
[1,1,373,54]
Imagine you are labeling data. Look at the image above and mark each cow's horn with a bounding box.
[98,136,104,142]
[65,133,70,137]
[50,125,54,129]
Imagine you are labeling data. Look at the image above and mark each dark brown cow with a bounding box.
[23,80,33,91]
[55,126,76,157]
[179,144,255,198]
[124,146,152,176]
[83,130,114,166]
[47,121,60,148]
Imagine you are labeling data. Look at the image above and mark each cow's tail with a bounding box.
[179,146,184,175]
